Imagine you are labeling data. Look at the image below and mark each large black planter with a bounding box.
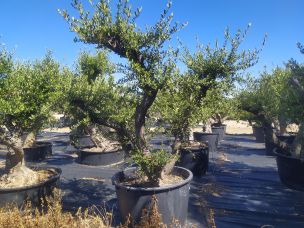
[36,141,52,156]
[0,167,61,207]
[252,126,265,143]
[24,143,52,162]
[78,148,125,166]
[177,146,209,176]
[274,149,304,191]
[211,125,226,141]
[265,140,277,156]
[193,132,219,152]
[112,166,193,226]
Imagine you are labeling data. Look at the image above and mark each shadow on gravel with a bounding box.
[221,147,266,157]
[60,178,120,225]
[224,135,256,144]
[52,140,70,147]
[43,155,75,166]
[202,155,304,227]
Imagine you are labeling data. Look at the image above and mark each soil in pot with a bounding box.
[274,148,304,191]
[78,147,125,166]
[252,126,265,143]
[112,166,193,226]
[193,132,219,152]
[0,167,61,207]
[176,143,209,176]
[211,125,226,141]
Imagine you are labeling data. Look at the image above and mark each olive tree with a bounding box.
[238,68,292,145]
[67,51,136,150]
[60,0,184,185]
[284,46,304,158]
[67,51,122,150]
[155,26,263,146]
[0,51,68,176]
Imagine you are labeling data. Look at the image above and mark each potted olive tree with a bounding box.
[0,51,65,207]
[238,68,291,154]
[155,26,263,176]
[61,0,192,225]
[274,46,304,191]
[65,51,126,166]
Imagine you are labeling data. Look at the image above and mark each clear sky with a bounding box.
[0,0,303,76]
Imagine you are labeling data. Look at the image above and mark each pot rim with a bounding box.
[23,142,52,149]
[193,132,219,136]
[0,166,61,193]
[212,124,226,126]
[112,166,193,192]
[273,148,303,161]
[35,141,53,145]
[80,147,123,154]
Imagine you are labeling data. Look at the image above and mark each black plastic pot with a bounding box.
[274,148,304,191]
[78,148,125,166]
[211,125,226,141]
[73,135,95,149]
[252,126,265,143]
[193,132,219,152]
[177,146,209,176]
[276,134,296,145]
[24,143,51,162]
[112,166,193,226]
[0,167,61,207]
[265,141,277,156]
[36,141,52,156]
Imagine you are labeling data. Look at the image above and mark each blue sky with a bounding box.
[0,0,303,76]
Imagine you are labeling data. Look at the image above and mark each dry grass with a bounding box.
[0,191,196,228]
[0,190,111,228]
[119,196,196,228]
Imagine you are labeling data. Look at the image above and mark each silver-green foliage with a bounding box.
[155,26,263,141]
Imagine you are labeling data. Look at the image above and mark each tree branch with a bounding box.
[70,99,132,142]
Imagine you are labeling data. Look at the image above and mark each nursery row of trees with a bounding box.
[238,44,304,158]
[1,0,302,186]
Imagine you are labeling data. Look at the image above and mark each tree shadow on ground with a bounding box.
[218,147,266,157]
[224,134,256,143]
[59,178,121,226]
[38,155,76,166]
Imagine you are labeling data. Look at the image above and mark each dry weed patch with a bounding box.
[0,190,111,228]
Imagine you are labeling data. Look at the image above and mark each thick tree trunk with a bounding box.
[0,130,24,173]
[212,113,222,125]
[134,89,158,151]
[71,98,132,146]
[263,121,276,143]
[291,123,304,159]
[85,125,121,151]
[23,132,37,148]
[278,116,287,134]
[5,147,24,172]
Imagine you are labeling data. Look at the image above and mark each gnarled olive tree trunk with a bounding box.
[290,123,304,159]
[0,128,37,173]
[134,89,158,151]
[0,129,24,173]
[263,120,278,153]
